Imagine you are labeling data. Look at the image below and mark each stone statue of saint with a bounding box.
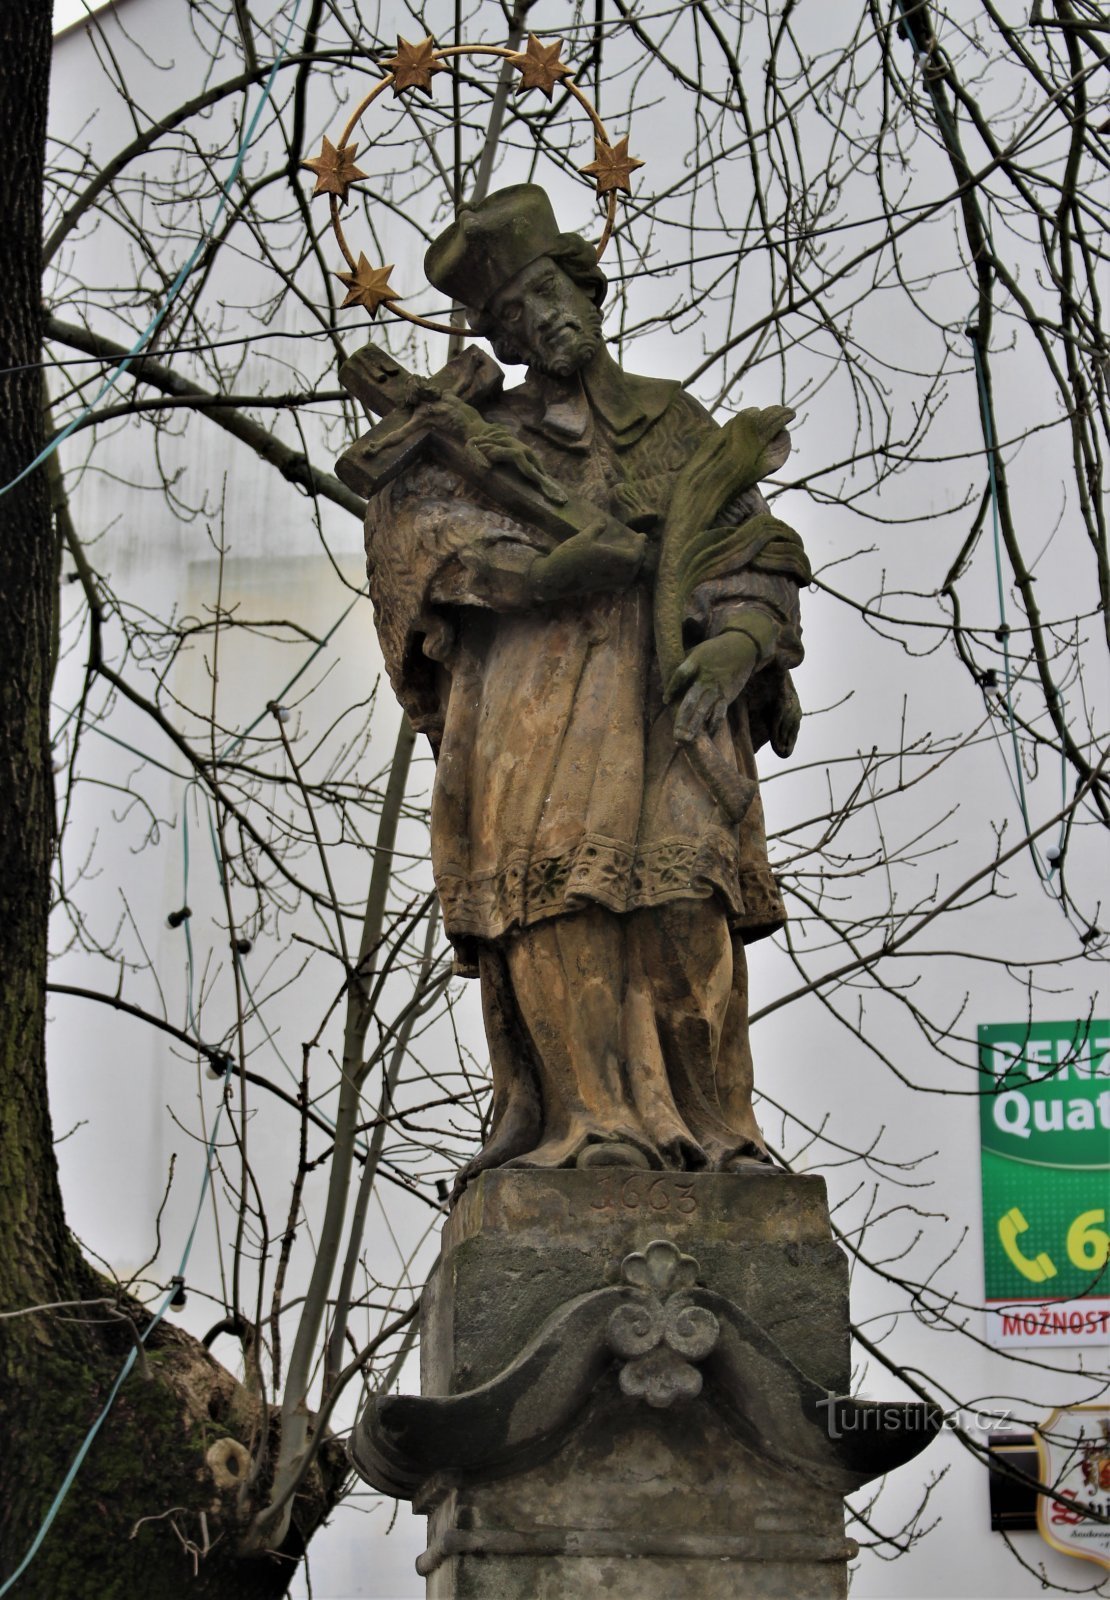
[352,184,809,1189]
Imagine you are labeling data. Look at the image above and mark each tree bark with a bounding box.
[0,8,340,1593]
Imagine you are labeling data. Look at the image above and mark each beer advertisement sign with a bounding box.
[1036,1405,1110,1571]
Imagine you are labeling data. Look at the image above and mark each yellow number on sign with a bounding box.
[1065,1209,1110,1272]
[998,1206,1058,1283]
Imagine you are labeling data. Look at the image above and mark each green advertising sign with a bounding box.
[978,1020,1110,1347]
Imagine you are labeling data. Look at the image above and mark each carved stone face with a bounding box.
[486,256,602,378]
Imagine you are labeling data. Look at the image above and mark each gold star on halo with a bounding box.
[579,135,644,195]
[301,136,368,203]
[336,256,400,317]
[384,35,445,96]
[507,34,572,100]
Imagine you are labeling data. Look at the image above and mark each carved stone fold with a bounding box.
[351,1285,628,1500]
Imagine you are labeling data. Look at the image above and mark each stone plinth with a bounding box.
[423,1167,849,1394]
[418,1169,852,1598]
[352,1166,938,1597]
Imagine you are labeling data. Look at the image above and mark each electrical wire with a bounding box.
[0,2,303,502]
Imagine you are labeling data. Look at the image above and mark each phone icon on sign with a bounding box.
[998,1206,1057,1283]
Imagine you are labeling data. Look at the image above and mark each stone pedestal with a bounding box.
[352,1167,938,1598]
[419,1170,851,1599]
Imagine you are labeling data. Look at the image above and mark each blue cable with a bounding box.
[2,0,303,502]
[178,587,364,1087]
[967,320,1070,887]
[0,1060,234,1596]
[896,0,1076,904]
[896,0,1072,890]
[182,783,200,1035]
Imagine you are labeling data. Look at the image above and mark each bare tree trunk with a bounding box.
[0,7,340,1593]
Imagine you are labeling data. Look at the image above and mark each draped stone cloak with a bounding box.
[363,346,808,981]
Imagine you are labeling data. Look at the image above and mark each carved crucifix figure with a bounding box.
[340,184,809,1192]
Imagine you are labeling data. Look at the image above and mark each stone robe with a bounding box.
[364,345,807,1176]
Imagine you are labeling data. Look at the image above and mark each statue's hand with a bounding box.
[670,631,760,742]
[529,517,646,603]
[461,422,568,506]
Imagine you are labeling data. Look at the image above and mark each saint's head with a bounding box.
[425,184,606,377]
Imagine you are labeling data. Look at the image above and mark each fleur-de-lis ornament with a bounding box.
[606,1241,719,1409]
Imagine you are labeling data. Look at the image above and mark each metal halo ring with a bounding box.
[304,36,642,333]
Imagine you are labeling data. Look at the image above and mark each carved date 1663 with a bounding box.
[589,1174,697,1215]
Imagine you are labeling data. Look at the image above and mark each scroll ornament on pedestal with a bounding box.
[351,1238,940,1502]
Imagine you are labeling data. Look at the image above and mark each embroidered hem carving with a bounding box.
[437,831,785,952]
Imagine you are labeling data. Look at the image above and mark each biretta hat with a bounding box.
[425,184,563,314]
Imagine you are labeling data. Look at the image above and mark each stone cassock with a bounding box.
[362,185,809,1187]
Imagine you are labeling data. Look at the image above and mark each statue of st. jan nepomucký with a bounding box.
[339,184,810,1192]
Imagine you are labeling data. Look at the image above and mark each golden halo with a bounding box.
[302,34,645,334]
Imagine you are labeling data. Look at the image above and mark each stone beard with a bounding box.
[363,184,808,1191]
